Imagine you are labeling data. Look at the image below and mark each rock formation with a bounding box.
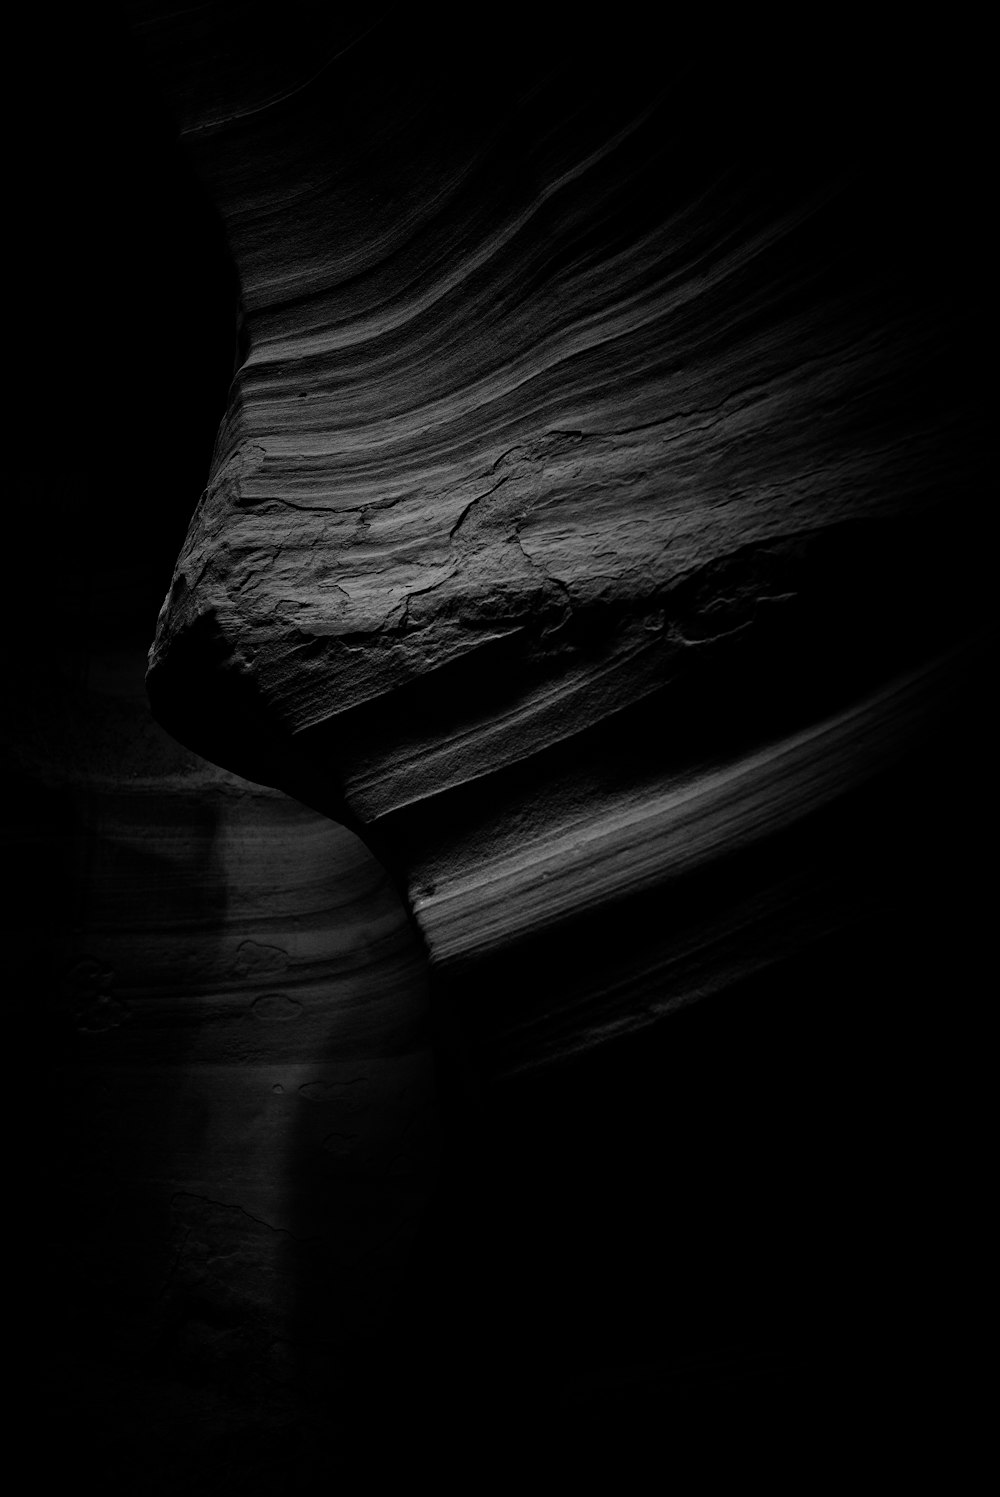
[141,9,988,1075]
[12,4,990,1483]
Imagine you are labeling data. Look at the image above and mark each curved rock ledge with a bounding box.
[140,10,987,1085]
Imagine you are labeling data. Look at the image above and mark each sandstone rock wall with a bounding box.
[8,6,990,1482]
[141,9,988,1075]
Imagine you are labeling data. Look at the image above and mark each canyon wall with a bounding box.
[9,6,990,1486]
[141,9,988,1075]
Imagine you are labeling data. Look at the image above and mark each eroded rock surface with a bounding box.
[140,10,988,1076]
[17,6,988,1479]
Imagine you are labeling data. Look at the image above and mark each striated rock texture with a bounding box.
[140,10,989,1077]
[15,5,988,1479]
[128,15,993,1463]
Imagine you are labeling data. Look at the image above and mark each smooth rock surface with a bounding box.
[26,654,438,1482]
[8,15,437,1484]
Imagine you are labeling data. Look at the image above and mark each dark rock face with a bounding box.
[40,749,436,1481]
[9,10,435,1486]
[142,10,988,1071]
[12,5,990,1483]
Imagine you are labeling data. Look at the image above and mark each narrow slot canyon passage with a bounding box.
[7,8,991,1489]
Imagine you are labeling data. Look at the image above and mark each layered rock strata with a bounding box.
[139,11,988,1077]
[87,5,993,1467]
